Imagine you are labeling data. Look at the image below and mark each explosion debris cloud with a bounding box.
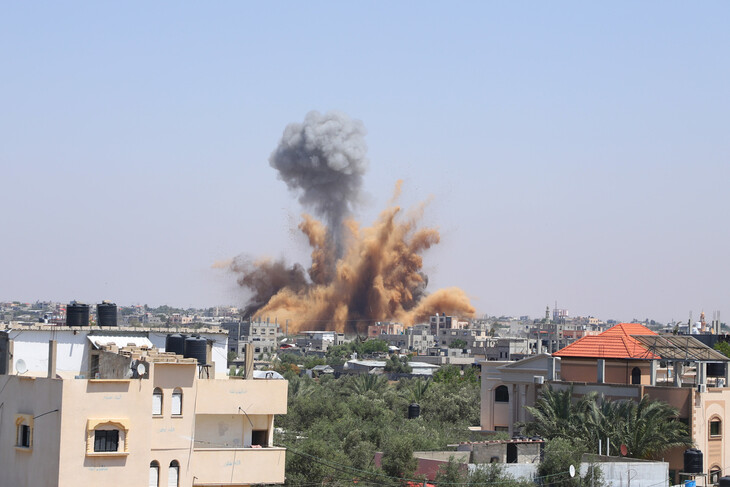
[226,112,475,334]
[269,110,368,257]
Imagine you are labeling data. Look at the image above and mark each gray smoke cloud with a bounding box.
[268,110,368,256]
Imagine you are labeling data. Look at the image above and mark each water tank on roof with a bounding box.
[166,334,186,356]
[66,302,90,327]
[684,448,703,474]
[408,403,420,419]
[184,336,207,364]
[97,301,117,327]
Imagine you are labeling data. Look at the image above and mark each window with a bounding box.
[94,430,119,452]
[153,388,163,416]
[168,460,180,487]
[86,419,129,455]
[171,389,182,416]
[631,367,642,385]
[15,414,33,450]
[710,418,722,437]
[149,461,160,487]
[495,385,509,403]
[711,467,721,485]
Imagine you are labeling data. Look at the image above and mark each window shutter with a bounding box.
[168,465,179,487]
[171,391,182,415]
[153,391,162,415]
[149,465,159,487]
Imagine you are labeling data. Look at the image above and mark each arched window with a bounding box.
[168,460,179,487]
[149,461,160,487]
[495,385,509,403]
[153,388,163,416]
[171,388,183,416]
[631,367,641,385]
[710,466,722,484]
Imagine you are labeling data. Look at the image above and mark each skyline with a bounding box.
[2,3,729,323]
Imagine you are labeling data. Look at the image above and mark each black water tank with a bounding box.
[719,476,730,487]
[707,362,725,377]
[684,448,703,474]
[97,302,117,327]
[408,403,420,419]
[184,336,207,364]
[66,302,90,327]
[166,334,186,356]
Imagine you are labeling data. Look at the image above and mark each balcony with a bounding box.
[195,378,287,415]
[191,447,286,485]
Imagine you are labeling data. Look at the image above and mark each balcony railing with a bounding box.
[191,447,285,485]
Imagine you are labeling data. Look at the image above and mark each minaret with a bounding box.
[701,311,706,333]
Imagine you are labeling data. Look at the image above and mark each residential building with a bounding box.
[0,323,287,487]
[479,322,730,485]
[367,322,404,338]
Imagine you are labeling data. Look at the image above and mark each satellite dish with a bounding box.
[15,359,27,374]
[136,362,147,376]
[620,444,628,456]
[569,465,576,478]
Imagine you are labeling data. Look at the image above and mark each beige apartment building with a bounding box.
[480,323,730,485]
[0,324,287,487]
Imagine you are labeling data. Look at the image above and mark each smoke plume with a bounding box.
[224,112,475,334]
[269,110,367,257]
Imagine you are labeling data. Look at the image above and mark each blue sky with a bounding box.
[2,2,729,323]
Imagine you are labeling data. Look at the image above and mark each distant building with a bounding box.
[367,322,404,338]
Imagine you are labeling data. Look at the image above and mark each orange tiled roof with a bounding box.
[599,322,657,337]
[553,323,659,359]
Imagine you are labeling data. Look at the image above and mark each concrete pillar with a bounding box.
[650,360,657,386]
[518,384,527,423]
[724,363,730,387]
[696,361,706,386]
[547,357,557,381]
[673,362,683,387]
[244,343,254,380]
[508,384,515,436]
[597,359,606,383]
[47,340,57,379]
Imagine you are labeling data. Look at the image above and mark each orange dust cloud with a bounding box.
[225,182,475,334]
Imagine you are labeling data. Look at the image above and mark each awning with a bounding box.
[631,335,730,362]
[88,335,153,349]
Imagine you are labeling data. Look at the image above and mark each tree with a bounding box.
[384,355,412,374]
[714,341,730,358]
[613,394,692,459]
[521,386,692,459]
[449,338,467,349]
[347,374,388,394]
[521,385,597,444]
[538,438,581,487]
[381,436,418,479]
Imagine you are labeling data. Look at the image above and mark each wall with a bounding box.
[582,460,669,487]
[7,328,89,377]
[560,358,652,385]
[0,375,63,487]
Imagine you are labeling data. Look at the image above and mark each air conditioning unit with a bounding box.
[534,376,545,384]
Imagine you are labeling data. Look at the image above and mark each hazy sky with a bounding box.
[2,2,729,323]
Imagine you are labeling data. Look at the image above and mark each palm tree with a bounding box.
[521,386,692,459]
[520,385,597,443]
[611,394,692,459]
[347,374,387,394]
[404,378,430,403]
